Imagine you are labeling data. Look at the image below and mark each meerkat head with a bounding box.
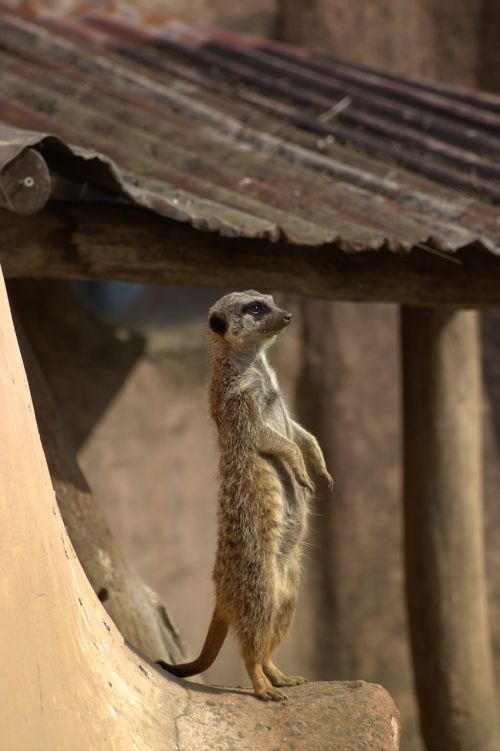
[208,290,292,354]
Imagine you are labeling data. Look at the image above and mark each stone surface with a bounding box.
[176,680,400,751]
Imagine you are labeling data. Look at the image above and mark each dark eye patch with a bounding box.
[242,301,270,317]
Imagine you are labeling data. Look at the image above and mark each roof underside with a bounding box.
[0,6,500,255]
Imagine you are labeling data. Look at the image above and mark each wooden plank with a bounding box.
[1,203,500,307]
[401,306,500,751]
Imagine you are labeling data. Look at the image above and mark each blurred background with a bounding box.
[6,2,500,749]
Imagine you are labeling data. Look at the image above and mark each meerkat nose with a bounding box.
[283,312,293,324]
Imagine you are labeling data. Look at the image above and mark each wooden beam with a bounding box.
[401,307,500,751]
[1,203,500,307]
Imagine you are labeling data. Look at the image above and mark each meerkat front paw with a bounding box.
[295,470,315,494]
[320,469,334,490]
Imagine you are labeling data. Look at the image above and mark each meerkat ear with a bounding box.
[209,313,227,336]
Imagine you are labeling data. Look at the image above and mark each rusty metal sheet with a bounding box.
[0,5,499,254]
[0,123,284,239]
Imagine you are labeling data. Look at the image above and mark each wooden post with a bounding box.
[401,307,500,751]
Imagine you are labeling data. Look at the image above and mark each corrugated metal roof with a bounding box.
[0,5,500,255]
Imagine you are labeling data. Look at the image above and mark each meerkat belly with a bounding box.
[267,455,307,559]
[263,424,307,559]
[214,454,285,617]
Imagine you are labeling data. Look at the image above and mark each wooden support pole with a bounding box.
[401,307,500,751]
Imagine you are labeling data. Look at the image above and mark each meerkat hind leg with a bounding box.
[263,592,307,688]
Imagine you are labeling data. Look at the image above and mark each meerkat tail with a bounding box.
[157,608,228,677]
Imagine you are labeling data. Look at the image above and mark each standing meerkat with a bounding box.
[158,290,333,701]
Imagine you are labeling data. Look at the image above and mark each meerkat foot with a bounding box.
[277,675,308,686]
[255,685,288,701]
[263,660,308,687]
[246,660,287,701]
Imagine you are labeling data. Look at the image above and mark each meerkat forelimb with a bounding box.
[290,421,333,489]
[158,290,333,701]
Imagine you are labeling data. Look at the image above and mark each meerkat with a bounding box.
[158,290,333,701]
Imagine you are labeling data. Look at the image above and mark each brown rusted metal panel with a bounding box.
[0,5,499,255]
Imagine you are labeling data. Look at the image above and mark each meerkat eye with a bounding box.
[243,301,268,317]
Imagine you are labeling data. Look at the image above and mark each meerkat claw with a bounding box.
[273,675,307,686]
[298,475,315,494]
[257,687,288,702]
[280,675,308,686]
[322,471,334,490]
